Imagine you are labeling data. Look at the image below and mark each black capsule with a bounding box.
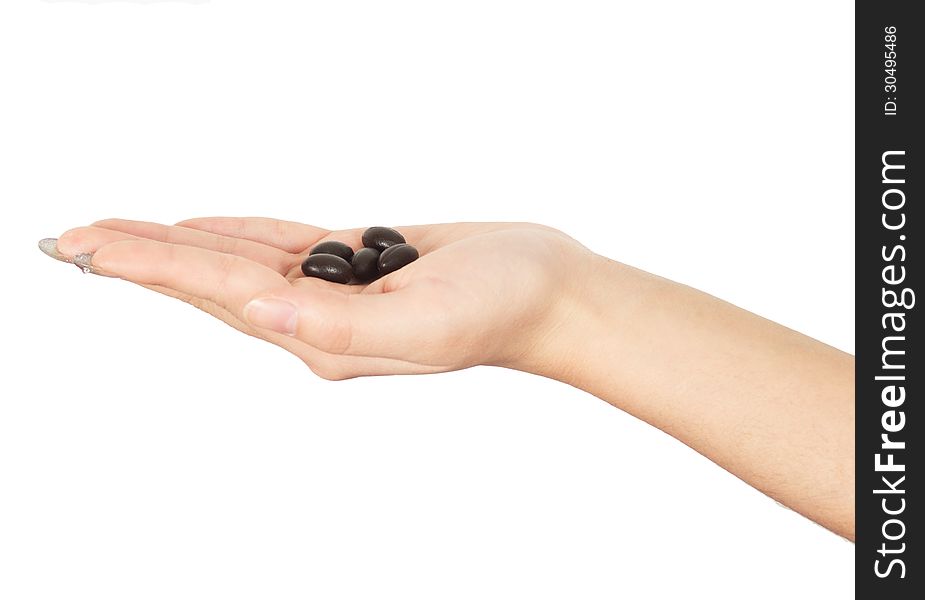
[301,254,353,284]
[351,247,380,282]
[309,240,354,262]
[362,226,406,252]
[377,243,419,276]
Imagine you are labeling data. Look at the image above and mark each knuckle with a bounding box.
[212,254,238,292]
[216,233,239,255]
[319,322,354,355]
[235,219,248,238]
[306,310,354,355]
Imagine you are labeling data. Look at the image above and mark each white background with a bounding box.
[0,1,854,598]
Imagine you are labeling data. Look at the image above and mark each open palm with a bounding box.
[53,218,588,379]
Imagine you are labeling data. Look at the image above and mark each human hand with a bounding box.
[46,218,593,379]
[43,216,857,539]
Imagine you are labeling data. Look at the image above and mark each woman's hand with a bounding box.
[51,218,592,380]
[45,216,855,539]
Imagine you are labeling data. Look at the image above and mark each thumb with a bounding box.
[243,284,439,359]
[242,296,300,336]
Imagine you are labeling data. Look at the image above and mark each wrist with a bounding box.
[504,248,656,392]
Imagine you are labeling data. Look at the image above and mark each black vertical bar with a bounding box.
[856,0,921,596]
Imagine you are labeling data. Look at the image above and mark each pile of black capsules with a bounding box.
[300,226,419,284]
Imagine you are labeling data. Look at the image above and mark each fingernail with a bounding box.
[38,238,70,263]
[38,238,106,275]
[73,253,99,274]
[244,298,299,335]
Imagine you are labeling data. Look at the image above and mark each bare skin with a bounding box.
[51,218,855,540]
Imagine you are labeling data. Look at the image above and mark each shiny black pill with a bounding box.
[351,247,380,282]
[362,226,406,252]
[301,254,353,284]
[309,240,354,262]
[377,243,419,276]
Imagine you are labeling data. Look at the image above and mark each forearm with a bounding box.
[517,253,855,539]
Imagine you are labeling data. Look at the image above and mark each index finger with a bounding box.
[91,239,289,318]
[175,217,329,253]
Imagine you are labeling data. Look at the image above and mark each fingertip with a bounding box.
[243,296,299,336]
[56,226,125,256]
[90,239,174,276]
[174,216,234,233]
[279,285,355,354]
[174,217,205,227]
[55,227,88,255]
[92,218,130,229]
